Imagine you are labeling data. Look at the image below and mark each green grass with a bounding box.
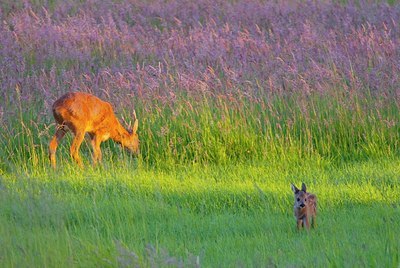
[0,159,399,267]
[0,92,399,267]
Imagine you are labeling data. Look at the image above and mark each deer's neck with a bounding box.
[110,120,130,143]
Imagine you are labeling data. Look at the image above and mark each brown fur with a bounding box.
[291,183,317,230]
[49,92,139,168]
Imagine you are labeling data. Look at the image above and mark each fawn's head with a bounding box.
[291,182,308,209]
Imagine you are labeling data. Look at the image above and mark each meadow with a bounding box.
[0,0,399,267]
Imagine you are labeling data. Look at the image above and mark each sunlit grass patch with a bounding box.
[1,158,399,266]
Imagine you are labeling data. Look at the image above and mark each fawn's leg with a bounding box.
[304,215,311,230]
[90,134,102,165]
[70,131,85,167]
[311,214,317,228]
[49,126,67,168]
[297,219,303,230]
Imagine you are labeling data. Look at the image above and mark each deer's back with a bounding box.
[52,92,115,131]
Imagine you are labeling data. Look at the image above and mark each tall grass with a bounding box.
[1,89,398,172]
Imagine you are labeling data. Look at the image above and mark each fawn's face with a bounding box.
[294,191,307,209]
[291,183,308,210]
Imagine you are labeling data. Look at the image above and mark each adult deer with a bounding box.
[49,92,139,168]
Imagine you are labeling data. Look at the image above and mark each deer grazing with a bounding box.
[291,182,317,230]
[49,92,139,168]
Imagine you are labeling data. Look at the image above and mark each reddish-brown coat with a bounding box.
[291,183,317,230]
[49,92,139,168]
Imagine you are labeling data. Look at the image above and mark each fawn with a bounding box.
[291,182,317,230]
[49,92,139,168]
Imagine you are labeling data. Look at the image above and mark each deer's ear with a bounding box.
[132,119,138,134]
[131,110,138,134]
[291,184,299,194]
[301,182,307,193]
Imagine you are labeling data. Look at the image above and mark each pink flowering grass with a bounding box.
[0,0,399,168]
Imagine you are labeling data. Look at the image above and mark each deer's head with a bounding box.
[291,182,308,210]
[121,112,140,155]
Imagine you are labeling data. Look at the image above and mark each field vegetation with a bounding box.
[0,0,399,267]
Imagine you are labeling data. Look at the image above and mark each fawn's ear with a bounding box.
[291,184,299,194]
[301,182,307,192]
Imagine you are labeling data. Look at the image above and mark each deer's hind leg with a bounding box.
[311,214,317,228]
[49,125,68,168]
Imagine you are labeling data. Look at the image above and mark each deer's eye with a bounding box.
[305,198,307,202]
[297,198,300,202]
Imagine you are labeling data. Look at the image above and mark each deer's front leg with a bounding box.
[70,131,85,167]
[90,134,103,165]
[297,219,303,230]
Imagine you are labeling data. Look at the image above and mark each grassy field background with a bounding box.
[0,0,399,267]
